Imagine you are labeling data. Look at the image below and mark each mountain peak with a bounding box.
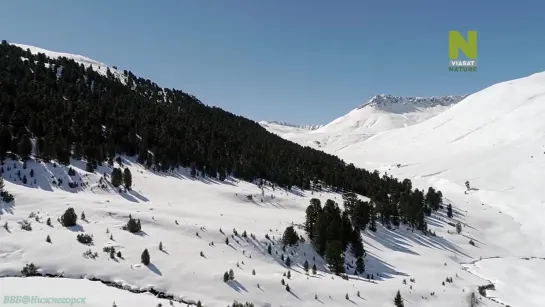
[357,94,468,110]
[259,120,323,131]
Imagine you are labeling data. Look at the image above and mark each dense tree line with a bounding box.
[0,42,442,215]
[306,187,443,273]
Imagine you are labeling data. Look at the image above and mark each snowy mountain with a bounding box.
[0,42,538,307]
[259,121,323,131]
[261,94,467,152]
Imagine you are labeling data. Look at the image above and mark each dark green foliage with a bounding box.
[111,168,123,187]
[0,43,439,230]
[282,226,299,246]
[141,248,150,265]
[77,233,93,244]
[123,167,132,190]
[123,216,141,233]
[68,167,76,176]
[223,271,229,282]
[351,229,365,258]
[303,260,309,273]
[61,207,78,227]
[21,263,38,276]
[325,240,345,274]
[0,190,14,202]
[394,290,404,307]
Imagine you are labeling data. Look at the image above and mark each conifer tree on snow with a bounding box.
[394,290,404,307]
[303,260,309,273]
[312,263,317,274]
[123,167,132,190]
[111,168,123,187]
[141,248,150,265]
[229,269,235,280]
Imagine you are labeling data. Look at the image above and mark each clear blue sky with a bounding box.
[1,1,544,124]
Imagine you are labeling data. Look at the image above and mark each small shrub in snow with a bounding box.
[229,269,235,280]
[252,269,255,275]
[81,211,86,221]
[20,220,32,231]
[117,251,122,258]
[77,233,93,244]
[233,228,238,236]
[46,235,51,243]
[469,239,475,246]
[0,190,14,202]
[82,249,98,259]
[159,241,163,251]
[61,207,78,227]
[281,278,285,285]
[312,263,317,274]
[21,263,38,276]
[46,217,51,226]
[223,272,229,282]
[225,237,229,245]
[285,284,290,292]
[103,246,115,253]
[287,270,291,279]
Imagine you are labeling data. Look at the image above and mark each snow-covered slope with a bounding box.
[0,157,506,307]
[13,43,129,86]
[261,94,467,152]
[335,71,545,307]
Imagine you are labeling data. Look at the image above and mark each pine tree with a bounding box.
[81,211,86,221]
[303,260,309,273]
[46,235,51,243]
[282,226,299,246]
[285,284,290,292]
[123,167,132,190]
[0,176,4,191]
[159,241,163,251]
[141,248,150,265]
[394,290,404,307]
[267,244,271,254]
[61,207,78,227]
[287,270,291,279]
[325,240,345,274]
[312,263,317,274]
[351,229,365,258]
[111,168,123,187]
[225,237,229,245]
[223,271,229,282]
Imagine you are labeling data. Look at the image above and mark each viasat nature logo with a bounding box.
[449,30,477,72]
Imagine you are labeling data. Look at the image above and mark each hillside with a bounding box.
[0,41,513,307]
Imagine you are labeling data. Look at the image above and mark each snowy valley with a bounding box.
[0,42,541,307]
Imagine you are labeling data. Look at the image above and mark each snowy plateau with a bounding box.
[0,43,542,307]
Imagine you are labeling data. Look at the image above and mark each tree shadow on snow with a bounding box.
[0,200,14,215]
[147,263,162,276]
[66,224,85,232]
[228,280,248,293]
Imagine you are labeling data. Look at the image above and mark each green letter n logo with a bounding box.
[449,31,477,60]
